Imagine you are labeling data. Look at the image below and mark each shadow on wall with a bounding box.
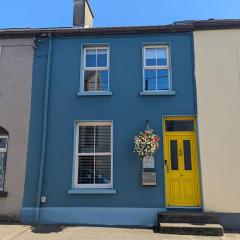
[0,214,19,223]
[31,225,65,234]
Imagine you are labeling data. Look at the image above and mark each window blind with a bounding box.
[77,123,112,187]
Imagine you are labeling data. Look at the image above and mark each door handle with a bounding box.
[179,149,183,157]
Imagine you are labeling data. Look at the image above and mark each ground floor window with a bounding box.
[0,127,9,192]
[75,121,112,188]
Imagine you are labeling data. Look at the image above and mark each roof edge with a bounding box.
[1,19,240,38]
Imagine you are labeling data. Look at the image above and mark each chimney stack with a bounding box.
[73,0,94,28]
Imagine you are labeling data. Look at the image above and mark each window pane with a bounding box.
[156,48,167,66]
[166,120,195,132]
[145,48,156,66]
[0,152,6,190]
[183,140,192,170]
[170,140,178,170]
[97,49,108,67]
[78,155,94,184]
[157,69,169,90]
[77,123,112,186]
[84,70,97,91]
[96,70,109,91]
[85,49,97,67]
[95,155,111,184]
[145,69,156,90]
[95,126,111,153]
[0,138,7,149]
[78,126,94,153]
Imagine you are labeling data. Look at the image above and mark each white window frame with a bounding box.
[0,135,8,192]
[74,121,113,189]
[82,47,110,93]
[143,45,171,92]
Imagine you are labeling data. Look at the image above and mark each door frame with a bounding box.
[162,115,202,208]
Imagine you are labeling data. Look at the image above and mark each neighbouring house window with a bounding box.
[83,47,109,92]
[143,45,170,91]
[75,122,112,188]
[0,127,9,192]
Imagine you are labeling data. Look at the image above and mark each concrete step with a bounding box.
[159,222,224,236]
[158,211,220,224]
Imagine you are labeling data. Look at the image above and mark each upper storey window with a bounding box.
[143,46,171,92]
[83,47,109,92]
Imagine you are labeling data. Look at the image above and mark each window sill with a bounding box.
[77,92,113,97]
[0,191,8,197]
[140,91,176,96]
[68,188,117,195]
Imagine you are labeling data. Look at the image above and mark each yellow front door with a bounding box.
[164,117,201,207]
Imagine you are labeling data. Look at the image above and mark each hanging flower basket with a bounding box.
[134,128,160,160]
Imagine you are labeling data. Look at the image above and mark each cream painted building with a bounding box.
[0,38,34,220]
[194,29,240,216]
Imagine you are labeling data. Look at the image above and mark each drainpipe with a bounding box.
[190,33,198,115]
[35,33,53,223]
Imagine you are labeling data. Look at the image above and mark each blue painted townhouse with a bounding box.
[21,1,199,226]
[14,0,240,233]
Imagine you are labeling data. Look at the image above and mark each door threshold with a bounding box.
[167,206,203,212]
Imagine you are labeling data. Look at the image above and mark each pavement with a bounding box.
[0,224,240,240]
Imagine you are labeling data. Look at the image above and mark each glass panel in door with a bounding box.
[170,140,179,170]
[183,140,192,170]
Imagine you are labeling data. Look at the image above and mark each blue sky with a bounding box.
[0,0,240,29]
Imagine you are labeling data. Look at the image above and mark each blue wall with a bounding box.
[23,33,196,210]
